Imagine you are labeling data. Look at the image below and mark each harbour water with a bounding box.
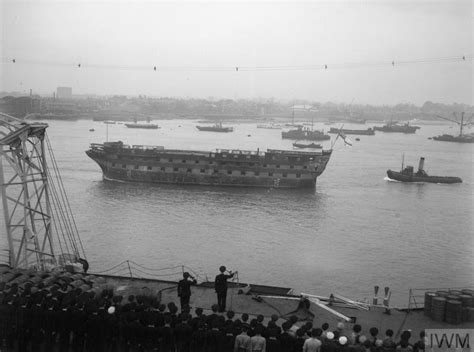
[1,119,473,307]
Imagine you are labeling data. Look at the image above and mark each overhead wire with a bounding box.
[0,55,471,72]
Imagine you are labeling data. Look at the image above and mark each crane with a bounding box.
[0,112,87,271]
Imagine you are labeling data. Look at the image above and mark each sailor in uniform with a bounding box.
[214,266,235,312]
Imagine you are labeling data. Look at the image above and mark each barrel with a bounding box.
[435,290,449,298]
[461,308,470,322]
[431,296,447,322]
[461,289,474,297]
[458,294,474,307]
[424,292,437,316]
[446,294,461,301]
[467,307,474,322]
[449,290,463,296]
[445,300,462,324]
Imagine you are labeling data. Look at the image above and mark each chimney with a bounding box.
[418,157,425,172]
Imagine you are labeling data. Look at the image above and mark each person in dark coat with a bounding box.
[174,314,193,352]
[214,266,235,313]
[178,272,197,312]
[279,321,296,351]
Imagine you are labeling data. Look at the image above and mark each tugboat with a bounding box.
[387,157,462,184]
[431,112,474,143]
[196,121,234,132]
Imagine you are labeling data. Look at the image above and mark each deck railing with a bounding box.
[89,260,208,283]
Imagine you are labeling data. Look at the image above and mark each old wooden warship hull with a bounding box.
[86,141,332,188]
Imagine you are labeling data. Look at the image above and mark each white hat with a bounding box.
[339,336,348,345]
[327,332,334,340]
[107,306,115,314]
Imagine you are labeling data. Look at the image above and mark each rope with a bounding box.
[229,270,239,311]
[88,261,217,285]
[128,260,183,272]
[90,260,128,274]
[128,264,182,278]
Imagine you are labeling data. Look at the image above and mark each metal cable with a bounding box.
[45,135,87,259]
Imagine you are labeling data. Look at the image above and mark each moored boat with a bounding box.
[86,141,332,188]
[282,126,330,141]
[430,112,474,143]
[328,127,375,135]
[292,142,322,149]
[374,122,418,134]
[125,123,160,129]
[432,134,474,143]
[257,124,282,129]
[196,122,233,132]
[387,157,462,184]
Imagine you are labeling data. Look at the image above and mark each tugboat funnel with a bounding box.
[418,157,425,172]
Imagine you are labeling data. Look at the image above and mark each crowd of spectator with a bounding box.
[0,268,426,352]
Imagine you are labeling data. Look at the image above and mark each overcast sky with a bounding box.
[1,0,472,105]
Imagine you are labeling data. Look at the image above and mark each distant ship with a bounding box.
[351,118,367,124]
[373,122,419,134]
[387,157,462,184]
[432,134,474,143]
[282,126,330,141]
[328,127,375,135]
[196,122,233,132]
[257,124,282,129]
[86,141,332,188]
[431,112,474,143]
[125,122,160,129]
